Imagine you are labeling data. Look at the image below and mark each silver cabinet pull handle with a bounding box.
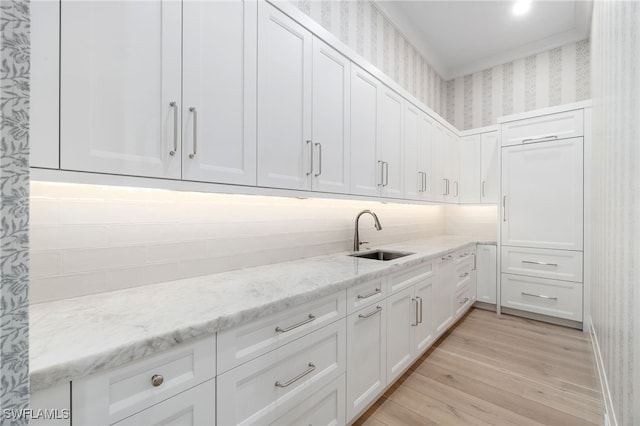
[357,288,381,299]
[454,181,459,197]
[446,178,450,195]
[275,314,316,333]
[359,306,382,319]
[442,178,447,195]
[188,107,197,159]
[503,195,507,222]
[378,161,384,186]
[418,172,423,192]
[472,253,477,271]
[522,260,558,267]
[459,297,470,305]
[482,181,486,197]
[416,296,423,324]
[522,135,558,144]
[384,161,389,186]
[460,272,469,278]
[275,362,315,388]
[521,292,558,300]
[169,101,178,156]
[306,140,313,176]
[422,171,427,192]
[412,298,419,326]
[314,143,322,177]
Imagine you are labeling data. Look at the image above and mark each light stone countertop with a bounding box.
[29,236,488,392]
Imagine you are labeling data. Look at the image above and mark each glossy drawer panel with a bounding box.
[218,291,346,373]
[73,335,216,425]
[347,277,386,314]
[501,246,583,283]
[501,273,583,321]
[388,262,433,295]
[217,319,346,426]
[501,109,584,147]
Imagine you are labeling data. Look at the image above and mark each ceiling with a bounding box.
[375,0,593,80]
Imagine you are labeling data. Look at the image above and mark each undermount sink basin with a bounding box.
[349,249,414,261]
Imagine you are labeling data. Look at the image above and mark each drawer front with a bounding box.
[454,283,474,317]
[217,291,346,373]
[454,247,475,264]
[501,273,583,321]
[388,262,433,294]
[113,379,215,426]
[501,109,584,147]
[347,277,386,314]
[454,257,474,289]
[270,374,345,426]
[502,246,583,283]
[73,335,216,425]
[217,319,346,426]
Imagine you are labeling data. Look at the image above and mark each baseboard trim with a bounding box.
[588,315,617,426]
[500,307,583,329]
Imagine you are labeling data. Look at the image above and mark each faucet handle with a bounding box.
[359,241,369,246]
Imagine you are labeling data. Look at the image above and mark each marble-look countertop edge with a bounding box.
[29,237,481,392]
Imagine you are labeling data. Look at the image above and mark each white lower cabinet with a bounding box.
[346,301,387,423]
[30,383,71,426]
[476,244,497,305]
[434,254,454,333]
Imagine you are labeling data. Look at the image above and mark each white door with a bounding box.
[477,244,497,304]
[501,138,583,250]
[346,303,386,423]
[311,37,350,193]
[386,287,414,383]
[432,125,448,201]
[413,276,435,356]
[459,135,481,203]
[350,66,379,196]
[434,255,453,334]
[182,0,257,185]
[418,114,435,201]
[377,87,404,198]
[60,0,182,178]
[403,103,422,200]
[480,131,499,203]
[257,3,312,190]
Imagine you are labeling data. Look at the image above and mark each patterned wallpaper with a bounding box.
[446,40,591,130]
[590,2,640,425]
[0,0,30,422]
[291,0,447,118]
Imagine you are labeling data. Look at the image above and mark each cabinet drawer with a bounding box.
[501,109,584,147]
[454,257,474,289]
[388,262,433,294]
[501,273,582,321]
[73,335,216,426]
[217,319,346,426]
[347,278,386,314]
[454,247,475,264]
[218,291,346,373]
[454,283,474,317]
[502,246,583,282]
[271,374,345,426]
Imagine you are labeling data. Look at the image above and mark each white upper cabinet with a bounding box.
[311,38,351,193]
[60,0,182,178]
[501,137,584,250]
[377,87,404,198]
[480,131,499,203]
[459,135,481,203]
[404,103,433,201]
[445,130,460,202]
[182,0,257,185]
[432,124,447,202]
[501,109,584,147]
[257,3,312,190]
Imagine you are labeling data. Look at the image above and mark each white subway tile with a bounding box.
[30,272,109,304]
[30,225,109,251]
[62,246,147,273]
[30,251,62,279]
[30,198,60,225]
[146,241,208,264]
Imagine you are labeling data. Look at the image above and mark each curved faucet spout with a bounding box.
[353,210,382,252]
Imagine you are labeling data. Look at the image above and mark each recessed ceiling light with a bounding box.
[513,0,532,16]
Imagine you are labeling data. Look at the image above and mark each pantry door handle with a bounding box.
[357,288,381,299]
[275,314,316,333]
[359,306,383,319]
[275,362,316,388]
[503,195,507,222]
[169,101,178,156]
[521,292,558,300]
[306,140,313,176]
[188,107,197,159]
[314,143,322,177]
[416,296,423,324]
[522,260,558,267]
[522,135,558,144]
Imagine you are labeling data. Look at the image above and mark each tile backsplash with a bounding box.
[30,182,449,303]
[445,205,498,241]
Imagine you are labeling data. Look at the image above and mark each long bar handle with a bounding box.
[412,298,419,326]
[275,314,316,333]
[422,171,427,192]
[482,181,486,198]
[522,135,558,144]
[359,306,382,319]
[188,107,197,159]
[314,143,322,177]
[357,288,381,299]
[275,362,316,388]
[306,140,313,176]
[169,102,178,156]
[502,195,507,222]
[384,162,389,186]
[416,296,423,324]
[522,260,558,267]
[454,180,459,197]
[418,172,424,192]
[378,161,384,186]
[521,292,558,300]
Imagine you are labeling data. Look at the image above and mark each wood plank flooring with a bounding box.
[354,308,603,426]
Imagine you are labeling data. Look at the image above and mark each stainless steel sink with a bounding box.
[349,249,414,261]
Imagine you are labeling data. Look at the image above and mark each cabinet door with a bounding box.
[257,3,312,190]
[311,38,350,193]
[446,130,460,202]
[501,138,583,250]
[377,87,404,198]
[413,276,435,355]
[350,66,379,196]
[182,0,257,185]
[386,287,414,383]
[31,0,60,169]
[60,0,181,178]
[418,114,435,200]
[476,244,497,304]
[480,131,499,203]
[271,375,345,426]
[434,256,453,334]
[459,135,481,203]
[346,303,386,423]
[403,103,422,200]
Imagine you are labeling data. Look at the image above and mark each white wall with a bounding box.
[590,2,640,425]
[30,182,447,303]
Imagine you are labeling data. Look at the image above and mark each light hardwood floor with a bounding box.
[354,308,603,426]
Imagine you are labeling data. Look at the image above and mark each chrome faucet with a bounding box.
[353,210,382,252]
